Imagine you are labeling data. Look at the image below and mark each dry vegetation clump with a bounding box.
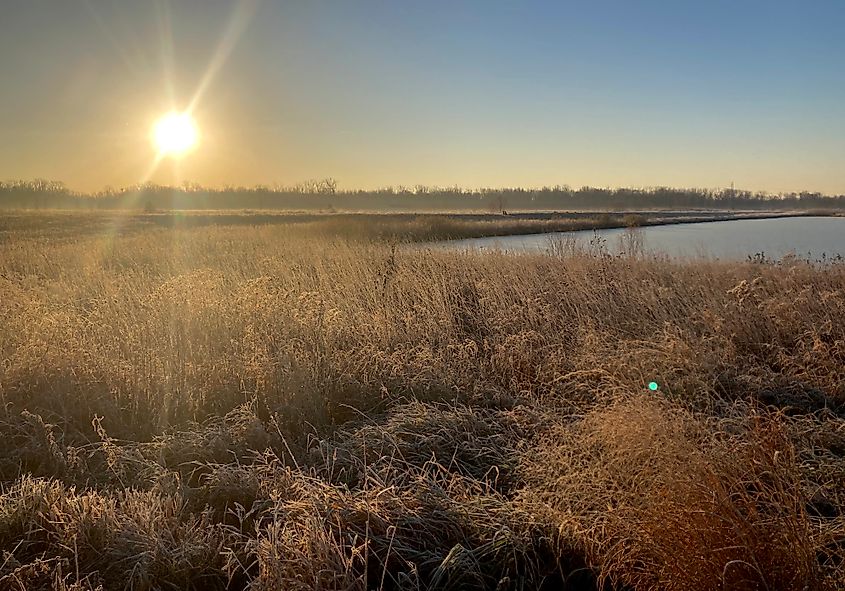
[0,476,235,590]
[313,401,544,494]
[246,468,562,591]
[0,212,844,589]
[0,445,567,590]
[521,397,822,590]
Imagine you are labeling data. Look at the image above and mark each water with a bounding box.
[431,216,845,261]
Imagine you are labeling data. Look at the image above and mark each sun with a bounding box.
[153,112,199,157]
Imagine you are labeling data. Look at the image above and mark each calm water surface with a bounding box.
[432,216,845,260]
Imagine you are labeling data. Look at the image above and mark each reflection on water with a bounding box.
[432,216,845,261]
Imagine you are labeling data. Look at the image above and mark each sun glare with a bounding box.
[153,112,199,157]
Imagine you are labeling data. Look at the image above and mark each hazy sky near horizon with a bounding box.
[1,0,843,194]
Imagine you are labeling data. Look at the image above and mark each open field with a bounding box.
[1,212,844,590]
[0,209,836,244]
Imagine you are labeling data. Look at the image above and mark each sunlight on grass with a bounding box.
[0,213,843,589]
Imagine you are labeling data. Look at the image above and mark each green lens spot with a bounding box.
[648,382,659,391]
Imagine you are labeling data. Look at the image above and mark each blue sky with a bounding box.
[1,0,843,193]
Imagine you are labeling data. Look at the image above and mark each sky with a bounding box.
[1,0,843,194]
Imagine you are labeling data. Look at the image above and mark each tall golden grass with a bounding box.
[0,213,843,589]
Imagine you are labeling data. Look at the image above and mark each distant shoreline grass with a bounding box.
[0,213,843,589]
[1,208,839,243]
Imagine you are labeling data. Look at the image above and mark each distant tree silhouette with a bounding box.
[1,179,843,211]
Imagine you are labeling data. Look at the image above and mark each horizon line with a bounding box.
[2,178,844,199]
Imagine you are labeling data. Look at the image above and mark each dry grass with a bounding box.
[0,210,625,244]
[523,398,821,590]
[0,212,843,589]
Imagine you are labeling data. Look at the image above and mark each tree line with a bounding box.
[1,179,843,211]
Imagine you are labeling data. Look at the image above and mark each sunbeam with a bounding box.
[186,0,260,114]
[82,0,149,79]
[154,0,177,107]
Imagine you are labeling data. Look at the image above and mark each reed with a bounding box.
[0,213,843,589]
